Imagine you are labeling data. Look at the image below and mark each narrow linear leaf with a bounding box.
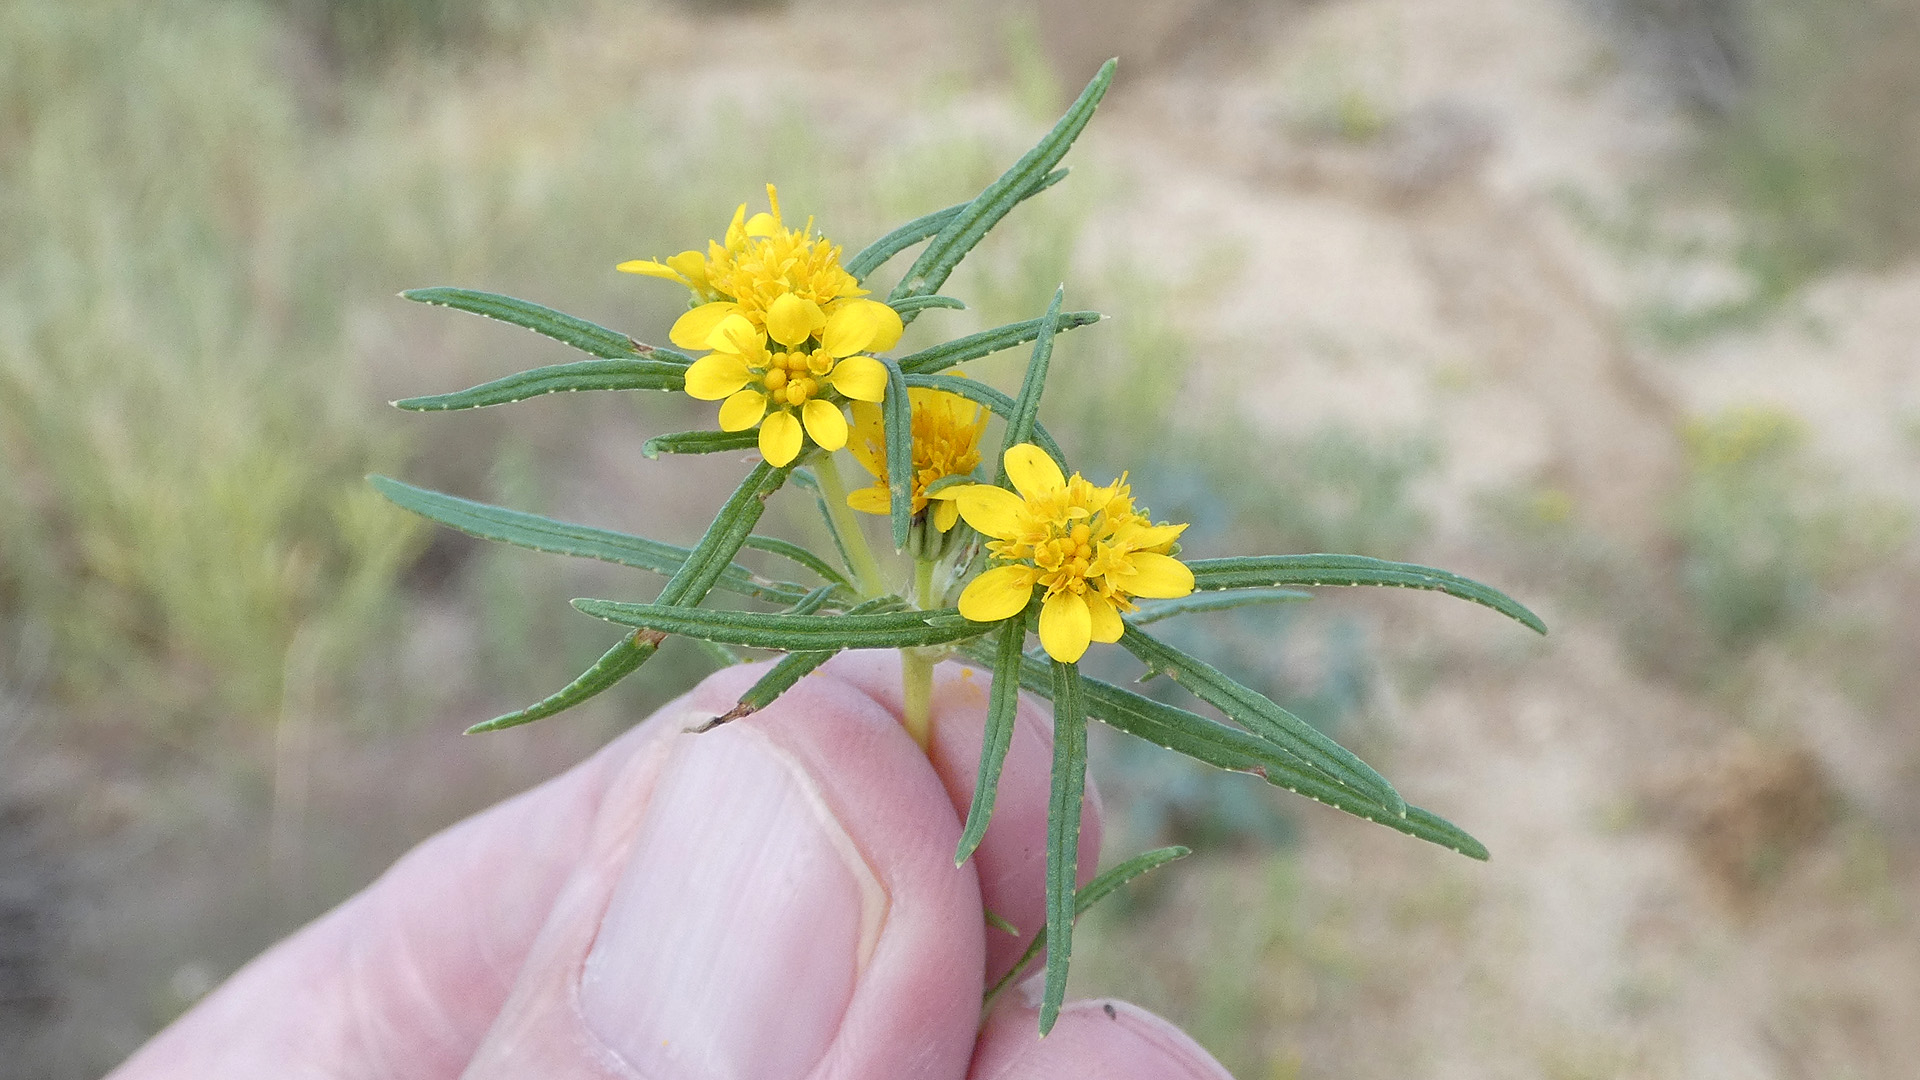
[465,632,656,733]
[694,597,901,731]
[693,638,745,668]
[368,475,810,605]
[401,287,687,363]
[995,288,1063,484]
[903,374,1067,467]
[572,599,983,650]
[888,294,967,316]
[486,463,796,729]
[1129,588,1313,625]
[895,311,1102,377]
[394,358,687,411]
[960,642,1488,859]
[1119,623,1405,816]
[643,429,759,458]
[845,167,1068,282]
[739,535,851,590]
[983,845,1190,1009]
[783,584,838,615]
[882,358,914,550]
[956,617,1029,865]
[1040,658,1089,1035]
[1189,554,1546,635]
[892,59,1117,305]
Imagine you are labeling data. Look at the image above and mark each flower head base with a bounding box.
[953,445,1194,663]
[846,384,989,533]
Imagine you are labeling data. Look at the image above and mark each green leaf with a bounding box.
[465,632,657,733]
[368,475,811,605]
[890,60,1116,306]
[572,600,984,650]
[888,294,967,316]
[1119,623,1405,816]
[739,535,851,590]
[693,596,901,730]
[962,643,1488,859]
[982,845,1190,1010]
[1040,658,1089,1035]
[783,584,838,615]
[1129,588,1313,625]
[1188,554,1546,634]
[881,358,914,551]
[643,429,759,458]
[845,167,1068,282]
[393,358,687,411]
[402,287,685,362]
[956,617,1029,865]
[994,287,1063,484]
[895,311,1102,377]
[903,373,1067,468]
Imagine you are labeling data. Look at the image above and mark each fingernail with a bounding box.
[581,727,884,1080]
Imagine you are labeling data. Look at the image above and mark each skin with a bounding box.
[108,652,1232,1080]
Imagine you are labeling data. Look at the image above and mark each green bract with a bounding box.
[377,59,1543,1035]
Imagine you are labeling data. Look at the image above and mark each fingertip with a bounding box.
[972,996,1233,1080]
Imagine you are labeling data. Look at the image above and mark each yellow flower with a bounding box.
[682,293,895,467]
[951,445,1194,663]
[618,184,873,350]
[845,384,988,533]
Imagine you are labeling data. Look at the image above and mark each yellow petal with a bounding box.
[745,211,778,237]
[707,312,761,354]
[723,204,748,249]
[665,251,708,282]
[822,299,901,357]
[1124,552,1194,599]
[847,485,891,516]
[959,565,1036,622]
[617,259,680,279]
[953,484,1026,540]
[826,355,887,402]
[847,402,886,478]
[1128,521,1189,551]
[1038,591,1093,663]
[1087,593,1124,643]
[684,353,753,400]
[670,303,740,351]
[718,389,767,431]
[802,399,848,451]
[1004,444,1065,500]
[933,498,960,532]
[759,410,804,467]
[766,293,826,347]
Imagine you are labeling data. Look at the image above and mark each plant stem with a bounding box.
[900,648,935,750]
[813,451,887,598]
[898,556,939,749]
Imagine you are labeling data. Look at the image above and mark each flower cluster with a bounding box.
[619,186,902,466]
[846,384,988,534]
[952,444,1194,663]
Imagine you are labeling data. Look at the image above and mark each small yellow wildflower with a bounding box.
[682,294,894,466]
[618,184,882,350]
[845,384,988,533]
[952,445,1194,663]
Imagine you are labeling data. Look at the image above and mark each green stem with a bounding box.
[901,648,935,750]
[899,556,940,749]
[814,451,887,598]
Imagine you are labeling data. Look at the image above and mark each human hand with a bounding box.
[107,652,1231,1079]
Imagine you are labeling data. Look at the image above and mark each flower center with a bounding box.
[758,349,830,406]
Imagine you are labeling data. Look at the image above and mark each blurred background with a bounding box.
[4,0,1920,1075]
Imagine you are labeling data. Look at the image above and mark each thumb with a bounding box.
[465,664,986,1079]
